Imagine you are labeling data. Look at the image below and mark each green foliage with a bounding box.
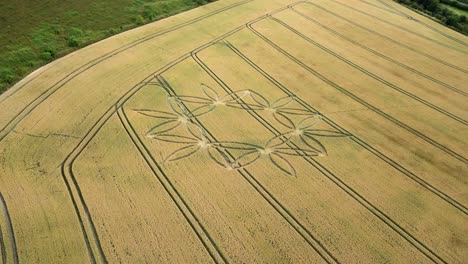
[0,0,218,94]
[396,0,468,34]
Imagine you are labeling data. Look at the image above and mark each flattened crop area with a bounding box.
[0,0,467,262]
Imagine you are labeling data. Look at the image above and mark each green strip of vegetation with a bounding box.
[395,0,468,35]
[0,0,216,94]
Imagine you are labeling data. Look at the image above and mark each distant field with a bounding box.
[0,0,467,263]
[0,0,216,93]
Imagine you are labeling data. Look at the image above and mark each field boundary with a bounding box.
[0,0,253,144]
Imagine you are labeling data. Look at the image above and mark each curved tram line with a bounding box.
[115,6,338,262]
[54,3,464,263]
[246,20,468,166]
[302,1,468,74]
[3,1,464,263]
[224,40,468,215]
[191,40,447,263]
[58,8,293,262]
[0,0,253,144]
[329,0,468,52]
[372,0,468,47]
[0,193,18,264]
[269,14,468,125]
[289,5,467,97]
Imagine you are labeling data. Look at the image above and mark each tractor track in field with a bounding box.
[156,71,338,263]
[225,40,468,215]
[329,0,468,53]
[195,39,447,263]
[289,6,467,97]
[301,1,468,74]
[117,104,228,264]
[271,13,468,125]
[0,193,18,264]
[62,16,267,263]
[247,21,468,166]
[114,5,338,263]
[2,1,465,263]
[372,0,468,46]
[0,0,253,144]
[0,224,5,264]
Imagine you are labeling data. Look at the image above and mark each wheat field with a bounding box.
[0,0,467,263]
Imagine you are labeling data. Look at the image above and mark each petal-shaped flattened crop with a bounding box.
[277,107,315,116]
[273,112,295,129]
[185,122,207,141]
[247,90,270,108]
[147,120,180,136]
[265,133,291,149]
[134,109,176,119]
[207,147,232,168]
[175,95,213,105]
[221,89,251,103]
[269,153,296,177]
[300,134,327,156]
[210,141,259,151]
[190,104,216,117]
[148,134,198,144]
[297,115,322,130]
[274,147,320,157]
[230,150,261,169]
[201,84,220,101]
[165,145,201,162]
[167,96,190,116]
[304,129,350,137]
[271,96,294,108]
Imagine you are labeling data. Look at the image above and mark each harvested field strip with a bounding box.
[199,40,461,263]
[247,20,468,165]
[269,15,467,125]
[0,0,252,143]
[289,6,467,97]
[304,1,468,74]
[293,3,467,92]
[371,0,468,46]
[224,39,468,214]
[329,0,468,51]
[0,194,17,264]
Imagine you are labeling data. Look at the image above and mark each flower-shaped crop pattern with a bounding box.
[211,133,321,177]
[135,82,348,177]
[175,84,256,110]
[134,96,213,139]
[281,115,350,156]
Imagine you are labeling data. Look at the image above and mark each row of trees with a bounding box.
[396,0,468,34]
